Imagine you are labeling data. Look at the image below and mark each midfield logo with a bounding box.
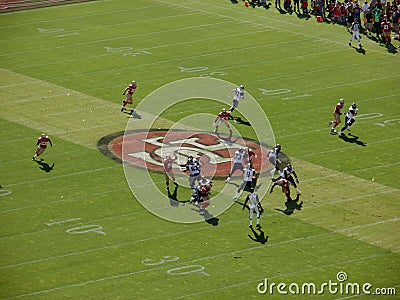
[98,129,271,177]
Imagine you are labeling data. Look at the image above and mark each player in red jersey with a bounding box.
[32,133,53,160]
[381,15,392,46]
[213,108,233,138]
[328,99,344,133]
[269,178,291,201]
[163,153,178,189]
[121,80,137,113]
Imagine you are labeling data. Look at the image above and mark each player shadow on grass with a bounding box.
[338,133,366,147]
[365,35,398,54]
[349,45,366,55]
[274,195,303,215]
[191,207,219,226]
[294,11,311,20]
[123,109,142,119]
[386,43,398,54]
[248,226,269,244]
[167,186,189,207]
[35,159,55,173]
[232,117,251,126]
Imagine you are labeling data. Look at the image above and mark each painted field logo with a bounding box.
[98,129,272,178]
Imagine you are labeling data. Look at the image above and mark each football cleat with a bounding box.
[331,128,336,133]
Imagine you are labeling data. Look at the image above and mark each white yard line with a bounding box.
[0,3,169,29]
[2,234,392,299]
[0,11,200,43]
[3,165,120,187]
[9,29,272,71]
[169,254,391,300]
[0,19,236,57]
[157,0,395,56]
[296,137,400,157]
[0,218,248,269]
[0,187,128,214]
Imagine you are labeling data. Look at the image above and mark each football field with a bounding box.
[0,0,399,299]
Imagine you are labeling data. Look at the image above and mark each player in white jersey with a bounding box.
[228,84,245,117]
[349,19,362,48]
[267,144,281,176]
[338,103,358,137]
[225,148,245,182]
[234,164,256,199]
[243,188,261,228]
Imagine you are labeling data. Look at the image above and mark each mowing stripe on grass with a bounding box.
[168,254,392,300]
[5,165,120,187]
[0,217,248,269]
[2,235,391,299]
[0,11,200,44]
[156,0,394,56]
[9,29,273,71]
[0,3,168,29]
[0,19,236,57]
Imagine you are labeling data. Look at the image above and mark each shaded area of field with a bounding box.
[0,0,95,13]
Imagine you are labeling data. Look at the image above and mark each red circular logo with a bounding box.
[98,129,274,178]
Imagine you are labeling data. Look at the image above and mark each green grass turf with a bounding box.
[0,0,399,299]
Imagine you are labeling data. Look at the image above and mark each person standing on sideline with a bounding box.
[372,5,383,40]
[339,103,358,137]
[349,18,362,48]
[228,84,245,119]
[243,188,262,228]
[328,98,345,133]
[381,15,392,46]
[361,1,370,21]
[32,133,53,160]
[364,9,374,34]
[121,80,137,113]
